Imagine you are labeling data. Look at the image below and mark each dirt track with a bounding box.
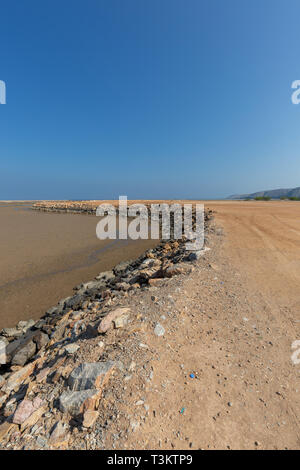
[108,201,300,450]
[210,200,300,311]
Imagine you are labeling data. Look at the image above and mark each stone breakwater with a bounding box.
[32,201,100,215]
[32,200,203,215]
[0,205,213,449]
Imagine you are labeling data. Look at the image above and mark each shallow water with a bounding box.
[0,202,157,329]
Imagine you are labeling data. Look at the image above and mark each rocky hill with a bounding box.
[227,186,300,200]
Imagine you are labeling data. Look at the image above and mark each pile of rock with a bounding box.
[0,208,214,448]
[32,201,97,214]
[0,237,203,368]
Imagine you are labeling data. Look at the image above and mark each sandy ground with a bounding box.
[103,201,300,450]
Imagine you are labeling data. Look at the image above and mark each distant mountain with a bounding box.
[227,187,300,200]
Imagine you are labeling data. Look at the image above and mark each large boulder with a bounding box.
[95,270,115,282]
[6,330,37,365]
[64,294,85,310]
[161,263,194,278]
[76,279,107,295]
[68,361,115,391]
[97,307,131,333]
[13,397,44,425]
[11,340,36,366]
[2,362,36,393]
[59,389,100,416]
[1,327,23,339]
[113,260,132,276]
[49,421,70,448]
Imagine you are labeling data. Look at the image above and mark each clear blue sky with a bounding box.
[1,0,300,199]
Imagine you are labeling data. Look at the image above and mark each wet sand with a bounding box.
[0,202,157,330]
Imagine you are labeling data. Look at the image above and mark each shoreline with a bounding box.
[0,202,159,331]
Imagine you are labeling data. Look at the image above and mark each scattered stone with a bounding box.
[49,422,70,448]
[148,278,164,287]
[82,410,98,428]
[0,422,18,442]
[162,263,193,278]
[98,307,130,333]
[64,343,80,355]
[113,314,129,329]
[130,420,139,432]
[154,323,165,337]
[135,400,144,406]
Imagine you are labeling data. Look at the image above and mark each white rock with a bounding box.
[64,344,80,355]
[154,323,165,337]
